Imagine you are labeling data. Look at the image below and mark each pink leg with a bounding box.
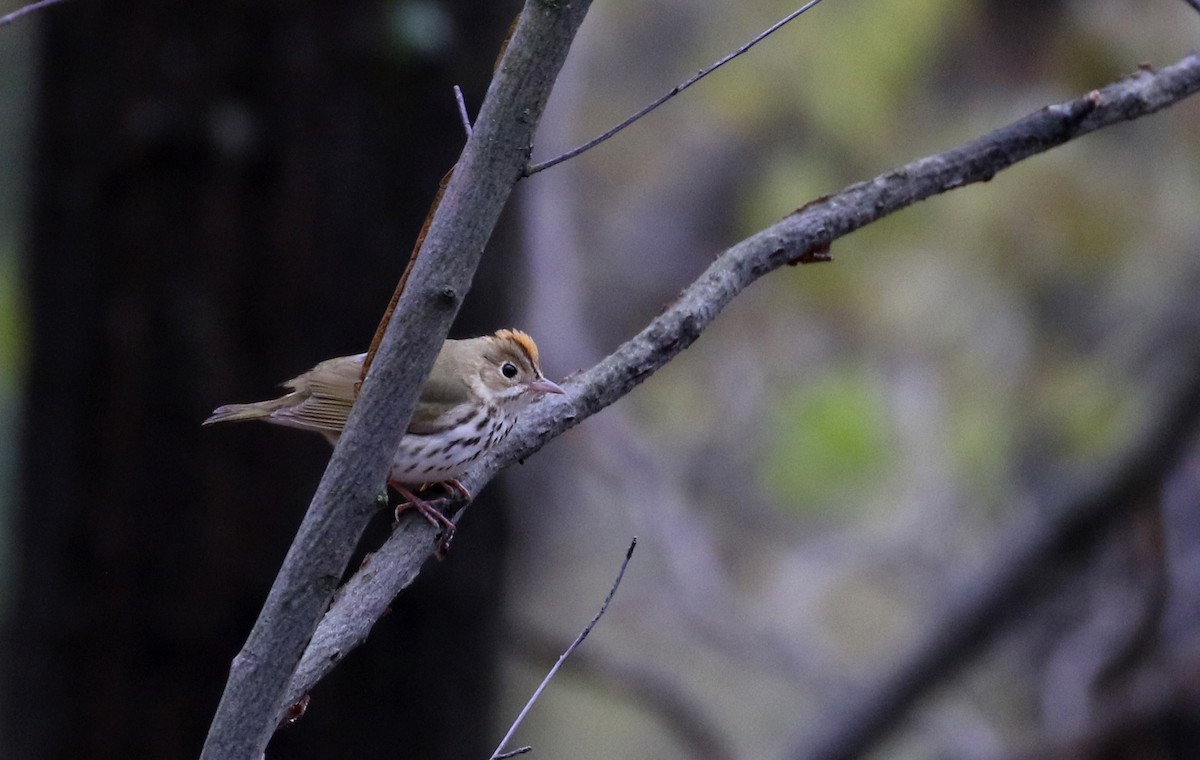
[389,481,456,558]
[442,479,472,500]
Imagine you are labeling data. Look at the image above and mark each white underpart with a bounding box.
[388,403,519,485]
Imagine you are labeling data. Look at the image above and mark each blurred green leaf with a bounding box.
[761,366,894,514]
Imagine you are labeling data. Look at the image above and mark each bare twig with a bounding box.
[490,538,638,760]
[525,0,829,175]
[494,748,533,760]
[282,51,1200,718]
[199,3,594,759]
[0,0,68,27]
[455,84,473,137]
[511,625,735,760]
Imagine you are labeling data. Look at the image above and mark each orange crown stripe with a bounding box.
[495,328,540,367]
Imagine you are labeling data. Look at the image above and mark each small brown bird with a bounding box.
[204,329,565,552]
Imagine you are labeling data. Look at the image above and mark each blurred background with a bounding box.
[2,0,1200,759]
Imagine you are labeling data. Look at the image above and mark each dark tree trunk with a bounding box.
[6,1,518,758]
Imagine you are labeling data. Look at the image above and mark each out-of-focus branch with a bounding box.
[287,52,1200,716]
[199,2,594,758]
[785,322,1200,760]
[1090,500,1170,700]
[0,0,68,28]
[1039,497,1171,735]
[1011,645,1200,760]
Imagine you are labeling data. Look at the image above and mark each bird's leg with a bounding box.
[411,479,471,501]
[442,479,472,500]
[389,481,456,558]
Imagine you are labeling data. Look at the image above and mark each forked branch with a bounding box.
[283,52,1200,719]
[200,2,595,758]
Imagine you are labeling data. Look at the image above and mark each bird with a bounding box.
[203,329,565,554]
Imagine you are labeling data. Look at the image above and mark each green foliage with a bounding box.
[789,0,969,151]
[947,390,1014,506]
[702,0,969,154]
[1035,357,1134,463]
[761,366,895,514]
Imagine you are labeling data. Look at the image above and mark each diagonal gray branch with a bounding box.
[199,2,594,759]
[283,52,1200,716]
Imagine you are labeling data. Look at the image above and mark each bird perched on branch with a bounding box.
[203,329,565,554]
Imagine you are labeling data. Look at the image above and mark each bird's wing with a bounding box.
[268,353,365,436]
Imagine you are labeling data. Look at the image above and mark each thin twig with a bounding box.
[455,85,473,137]
[511,625,735,760]
[0,0,68,27]
[490,538,638,760]
[494,748,533,760]
[525,0,828,175]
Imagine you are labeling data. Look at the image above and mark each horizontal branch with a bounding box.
[283,51,1200,714]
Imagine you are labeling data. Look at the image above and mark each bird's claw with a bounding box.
[389,482,458,559]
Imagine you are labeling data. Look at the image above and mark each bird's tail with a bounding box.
[202,396,296,426]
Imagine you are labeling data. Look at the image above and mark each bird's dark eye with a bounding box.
[501,362,519,379]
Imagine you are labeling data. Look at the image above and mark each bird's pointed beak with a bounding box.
[529,377,567,396]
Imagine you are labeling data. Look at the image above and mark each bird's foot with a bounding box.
[439,478,472,501]
[389,481,456,558]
